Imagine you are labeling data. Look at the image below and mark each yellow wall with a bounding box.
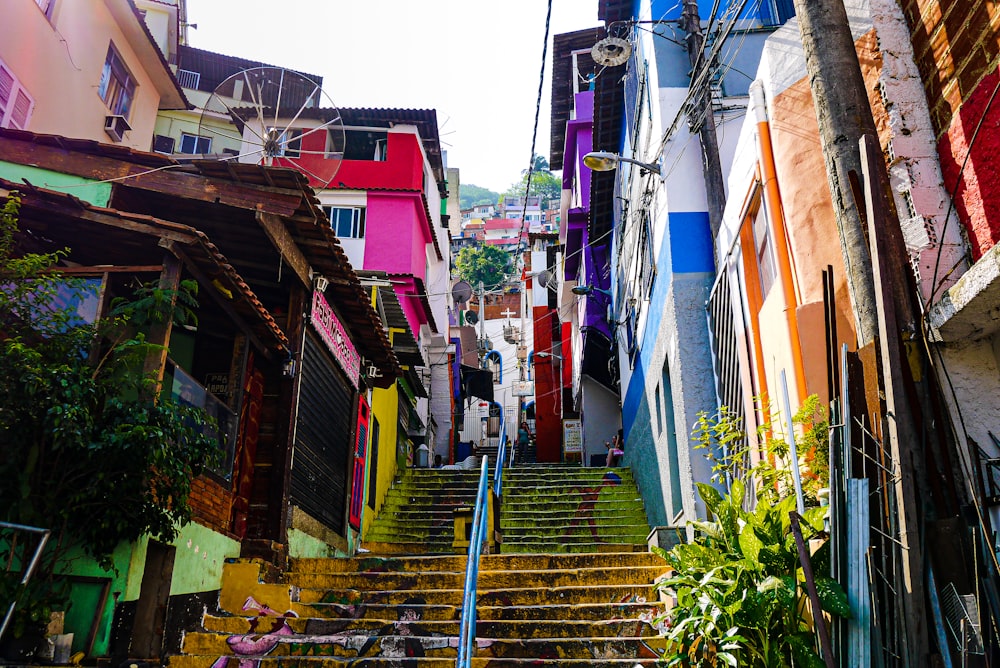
[362,385,401,536]
[0,0,172,150]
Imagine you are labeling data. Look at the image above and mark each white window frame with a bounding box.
[98,43,136,118]
[0,59,34,130]
[325,206,366,239]
[179,132,212,155]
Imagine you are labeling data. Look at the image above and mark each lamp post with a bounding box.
[582,151,662,176]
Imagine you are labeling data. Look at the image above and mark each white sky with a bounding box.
[185,0,602,194]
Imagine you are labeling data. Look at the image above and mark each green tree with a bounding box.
[454,244,513,291]
[502,153,561,208]
[459,183,500,210]
[0,194,218,636]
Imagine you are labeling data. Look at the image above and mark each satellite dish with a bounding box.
[452,280,473,305]
[197,67,346,189]
[592,37,632,67]
[464,309,479,326]
[537,269,557,292]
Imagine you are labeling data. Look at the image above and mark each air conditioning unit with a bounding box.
[104,115,132,143]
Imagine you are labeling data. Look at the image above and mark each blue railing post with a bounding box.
[458,417,507,667]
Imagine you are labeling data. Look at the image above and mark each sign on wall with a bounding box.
[310,290,362,388]
[563,419,582,455]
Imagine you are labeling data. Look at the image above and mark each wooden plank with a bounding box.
[0,136,303,216]
[860,134,928,662]
[143,253,181,390]
[256,212,311,287]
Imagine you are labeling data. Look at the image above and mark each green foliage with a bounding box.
[692,395,830,505]
[459,183,501,210]
[454,244,513,291]
[0,194,219,626]
[656,482,849,667]
[502,153,561,208]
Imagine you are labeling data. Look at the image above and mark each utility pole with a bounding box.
[681,0,727,242]
[790,0,930,662]
[789,0,879,347]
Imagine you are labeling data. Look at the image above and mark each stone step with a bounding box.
[182,632,666,659]
[290,600,662,622]
[501,488,643,501]
[288,565,665,592]
[499,542,648,554]
[290,551,662,574]
[296,583,658,607]
[355,541,457,555]
[501,526,650,541]
[500,514,647,528]
[202,615,663,639]
[500,498,646,513]
[169,655,660,668]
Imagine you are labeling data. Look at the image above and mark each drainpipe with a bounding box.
[750,80,807,403]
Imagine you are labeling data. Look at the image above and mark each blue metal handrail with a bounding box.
[458,418,506,667]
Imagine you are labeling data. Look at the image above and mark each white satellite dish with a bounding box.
[197,67,345,189]
[591,37,632,67]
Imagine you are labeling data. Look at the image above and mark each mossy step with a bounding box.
[169,656,660,668]
[288,565,666,591]
[290,551,662,575]
[501,499,646,512]
[355,542,458,555]
[296,583,658,607]
[182,632,666,659]
[202,615,662,639]
[501,525,650,540]
[290,600,664,623]
[499,542,648,554]
[499,514,647,528]
[501,489,644,501]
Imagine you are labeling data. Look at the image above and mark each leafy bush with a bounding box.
[0,194,219,628]
[655,480,848,667]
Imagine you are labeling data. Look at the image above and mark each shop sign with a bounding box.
[310,290,361,388]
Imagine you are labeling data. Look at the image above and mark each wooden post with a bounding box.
[142,252,181,394]
[860,134,928,664]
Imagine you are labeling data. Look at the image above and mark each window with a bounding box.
[324,206,366,239]
[0,59,34,130]
[98,44,136,118]
[752,197,776,297]
[179,132,212,155]
[282,128,302,157]
[167,361,237,480]
[152,134,175,154]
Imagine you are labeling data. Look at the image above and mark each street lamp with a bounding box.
[571,284,613,298]
[583,151,662,176]
[532,351,562,361]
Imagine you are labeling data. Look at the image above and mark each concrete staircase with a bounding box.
[500,466,650,554]
[170,465,666,666]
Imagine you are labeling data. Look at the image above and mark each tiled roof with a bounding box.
[177,45,323,94]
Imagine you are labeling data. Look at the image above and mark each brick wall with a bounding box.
[903,0,1000,258]
[188,475,235,536]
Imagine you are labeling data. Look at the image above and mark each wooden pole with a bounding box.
[789,0,879,346]
[681,0,727,242]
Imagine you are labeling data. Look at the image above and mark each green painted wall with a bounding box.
[55,541,132,657]
[0,161,111,206]
[288,528,338,559]
[167,522,240,596]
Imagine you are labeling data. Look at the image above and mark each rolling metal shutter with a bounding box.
[291,330,354,534]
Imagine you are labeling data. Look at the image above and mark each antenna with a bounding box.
[591,37,632,67]
[196,67,346,189]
